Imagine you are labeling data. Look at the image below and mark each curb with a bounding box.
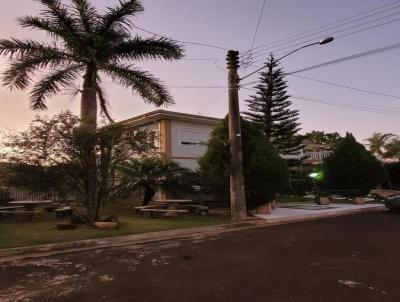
[0,206,386,263]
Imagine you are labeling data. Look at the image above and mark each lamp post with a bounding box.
[226,37,334,220]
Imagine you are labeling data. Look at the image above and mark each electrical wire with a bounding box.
[242,0,267,72]
[248,11,400,64]
[241,86,400,117]
[287,41,400,75]
[242,0,400,55]
[289,74,400,100]
[132,25,229,51]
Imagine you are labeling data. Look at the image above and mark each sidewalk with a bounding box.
[255,202,386,223]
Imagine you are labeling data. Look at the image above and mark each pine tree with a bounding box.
[243,54,302,155]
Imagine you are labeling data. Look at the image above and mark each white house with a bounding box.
[120,110,221,170]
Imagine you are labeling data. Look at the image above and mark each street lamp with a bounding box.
[240,36,334,81]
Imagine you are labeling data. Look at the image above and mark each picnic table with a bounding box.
[146,199,208,216]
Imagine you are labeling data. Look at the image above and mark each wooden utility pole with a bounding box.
[226,50,247,220]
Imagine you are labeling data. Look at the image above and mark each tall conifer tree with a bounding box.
[243,54,302,155]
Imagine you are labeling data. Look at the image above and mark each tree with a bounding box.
[383,138,400,159]
[0,0,184,221]
[243,54,302,155]
[2,112,155,220]
[300,131,343,147]
[365,132,396,155]
[323,133,387,195]
[118,156,196,206]
[199,117,289,210]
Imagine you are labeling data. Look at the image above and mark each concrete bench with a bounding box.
[134,205,168,215]
[140,209,189,218]
[54,207,73,219]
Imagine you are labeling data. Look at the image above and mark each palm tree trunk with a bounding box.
[80,65,98,223]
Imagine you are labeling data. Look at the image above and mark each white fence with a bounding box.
[8,189,78,202]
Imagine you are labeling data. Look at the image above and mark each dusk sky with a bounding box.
[1,0,400,142]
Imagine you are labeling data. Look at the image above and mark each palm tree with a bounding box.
[365,133,396,155]
[118,156,195,206]
[0,0,184,222]
[384,138,400,159]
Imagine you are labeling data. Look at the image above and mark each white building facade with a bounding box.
[120,110,221,170]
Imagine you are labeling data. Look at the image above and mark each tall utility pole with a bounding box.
[226,50,247,220]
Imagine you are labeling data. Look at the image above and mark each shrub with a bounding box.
[322,133,387,195]
[384,162,400,190]
[199,117,289,209]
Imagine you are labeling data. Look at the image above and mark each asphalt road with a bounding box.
[1,211,400,302]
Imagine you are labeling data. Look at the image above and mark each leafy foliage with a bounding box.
[300,131,343,147]
[2,112,156,220]
[243,54,302,155]
[365,132,396,156]
[118,155,197,205]
[322,133,387,195]
[199,117,289,209]
[384,162,400,190]
[383,138,400,159]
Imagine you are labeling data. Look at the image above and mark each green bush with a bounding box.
[322,133,387,195]
[199,117,289,209]
[384,162,400,190]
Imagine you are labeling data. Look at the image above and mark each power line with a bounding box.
[248,10,400,63]
[287,41,400,75]
[241,86,400,116]
[195,91,226,113]
[242,0,267,72]
[291,95,400,117]
[243,0,400,54]
[289,74,400,100]
[132,25,229,51]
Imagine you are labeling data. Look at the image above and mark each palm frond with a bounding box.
[113,36,184,61]
[38,0,79,37]
[30,64,83,110]
[104,63,173,106]
[0,39,64,58]
[17,16,69,40]
[71,0,98,32]
[3,51,70,90]
[100,0,144,33]
[95,80,114,123]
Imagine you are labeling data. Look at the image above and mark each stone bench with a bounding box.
[140,209,189,218]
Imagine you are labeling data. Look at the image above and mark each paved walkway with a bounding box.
[255,202,385,223]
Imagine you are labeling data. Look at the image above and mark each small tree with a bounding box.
[199,117,289,209]
[118,155,196,205]
[323,133,387,195]
[2,112,155,221]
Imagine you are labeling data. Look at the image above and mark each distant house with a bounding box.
[120,110,221,170]
[281,142,333,166]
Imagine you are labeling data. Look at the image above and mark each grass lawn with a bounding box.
[0,202,230,250]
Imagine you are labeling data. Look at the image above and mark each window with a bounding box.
[179,127,211,147]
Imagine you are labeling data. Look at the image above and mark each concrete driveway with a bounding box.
[0,211,399,302]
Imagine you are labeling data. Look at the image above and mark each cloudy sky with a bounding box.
[1,0,400,141]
